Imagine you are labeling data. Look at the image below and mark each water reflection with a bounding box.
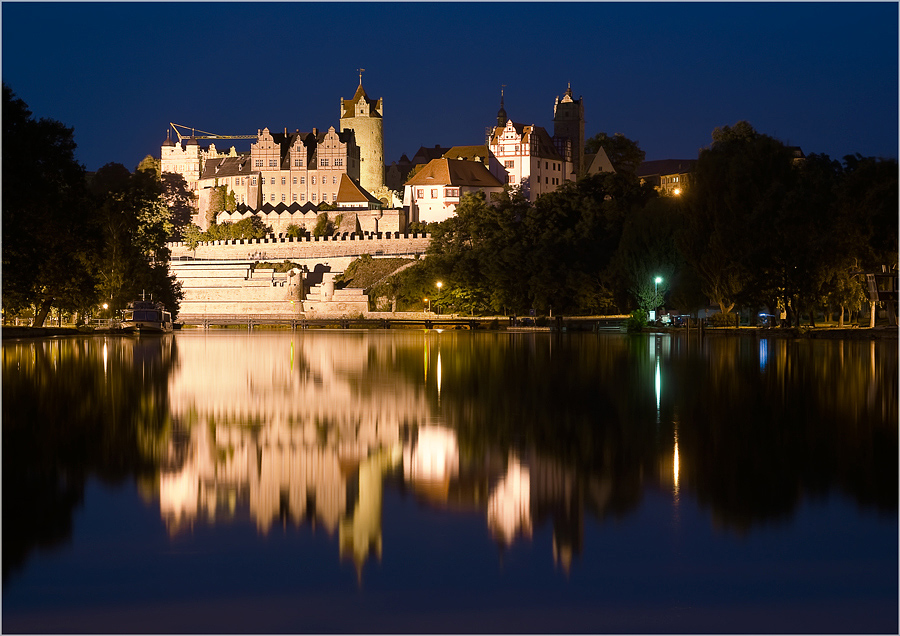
[3,330,896,584]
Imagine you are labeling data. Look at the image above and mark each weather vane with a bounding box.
[357,68,365,85]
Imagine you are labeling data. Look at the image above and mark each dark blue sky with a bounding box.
[3,2,897,172]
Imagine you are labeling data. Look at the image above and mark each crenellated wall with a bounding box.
[168,232,431,262]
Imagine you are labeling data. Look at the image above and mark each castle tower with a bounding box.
[553,83,585,177]
[340,72,384,193]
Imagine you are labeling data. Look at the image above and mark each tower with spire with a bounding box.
[340,69,384,193]
[553,83,585,177]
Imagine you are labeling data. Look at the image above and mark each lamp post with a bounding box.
[425,298,430,313]
[435,281,443,314]
[653,276,663,321]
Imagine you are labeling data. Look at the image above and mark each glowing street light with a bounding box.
[654,276,663,298]
[435,281,443,314]
[425,297,431,313]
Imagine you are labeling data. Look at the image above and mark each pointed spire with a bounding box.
[357,67,365,86]
[497,84,508,127]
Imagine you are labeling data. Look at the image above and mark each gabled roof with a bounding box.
[336,174,382,205]
[636,159,697,177]
[584,147,616,175]
[404,158,504,188]
[443,145,491,163]
[341,83,382,119]
[411,145,450,165]
[200,155,252,179]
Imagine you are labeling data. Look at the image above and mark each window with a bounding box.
[332,176,337,184]
[545,162,548,169]
[504,160,515,168]
[431,189,437,198]
[293,194,297,202]
[334,158,343,167]
[269,159,277,167]
[545,177,548,184]
[270,193,275,201]
[332,193,337,201]
[515,145,520,152]
[282,194,286,202]
[444,188,459,197]
[301,194,306,201]
[269,177,274,185]
[240,195,244,203]
[293,177,297,185]
[508,175,516,184]
[312,193,317,201]
[255,159,263,167]
[312,176,316,185]
[300,176,306,184]
[320,158,329,167]
[417,188,424,199]
[281,177,286,185]
[251,177,257,186]
[294,158,303,167]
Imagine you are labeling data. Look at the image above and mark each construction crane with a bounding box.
[169,123,257,143]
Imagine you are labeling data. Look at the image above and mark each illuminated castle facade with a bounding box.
[160,79,386,228]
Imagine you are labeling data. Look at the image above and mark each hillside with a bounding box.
[335,256,417,291]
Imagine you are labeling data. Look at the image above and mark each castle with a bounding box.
[160,76,391,231]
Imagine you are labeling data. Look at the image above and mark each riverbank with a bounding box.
[648,325,898,339]
[3,323,897,340]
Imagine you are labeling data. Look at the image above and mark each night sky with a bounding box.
[3,2,897,173]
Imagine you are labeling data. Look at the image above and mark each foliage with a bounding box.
[285,223,305,239]
[161,172,195,240]
[2,84,98,324]
[584,132,646,175]
[136,154,160,177]
[204,216,270,241]
[89,162,183,319]
[625,309,648,333]
[206,185,236,225]
[253,260,303,274]
[313,213,333,237]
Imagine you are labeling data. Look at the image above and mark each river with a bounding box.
[2,330,896,633]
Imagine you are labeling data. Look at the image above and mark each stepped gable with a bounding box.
[490,121,563,161]
[405,158,503,188]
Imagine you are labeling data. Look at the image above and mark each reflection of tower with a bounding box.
[487,453,532,544]
[340,71,384,193]
[553,83,585,177]
[339,446,401,580]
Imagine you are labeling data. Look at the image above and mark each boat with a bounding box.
[121,300,173,334]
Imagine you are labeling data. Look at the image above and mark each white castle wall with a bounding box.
[168,232,430,262]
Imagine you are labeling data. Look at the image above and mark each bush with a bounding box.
[625,309,648,333]
[709,312,738,327]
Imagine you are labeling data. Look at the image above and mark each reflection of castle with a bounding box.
[160,332,614,576]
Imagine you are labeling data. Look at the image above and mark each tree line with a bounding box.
[381,124,896,326]
[2,85,187,325]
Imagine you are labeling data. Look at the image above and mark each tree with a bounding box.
[2,84,99,325]
[584,132,646,175]
[312,213,333,237]
[680,121,798,316]
[136,154,160,177]
[90,162,182,319]
[161,172,196,240]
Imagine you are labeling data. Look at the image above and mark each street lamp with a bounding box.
[653,276,663,321]
[425,297,430,313]
[435,281,443,314]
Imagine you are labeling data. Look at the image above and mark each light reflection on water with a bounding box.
[2,330,897,633]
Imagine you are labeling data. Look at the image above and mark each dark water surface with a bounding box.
[2,330,896,633]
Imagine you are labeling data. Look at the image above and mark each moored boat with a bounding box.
[121,300,173,334]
